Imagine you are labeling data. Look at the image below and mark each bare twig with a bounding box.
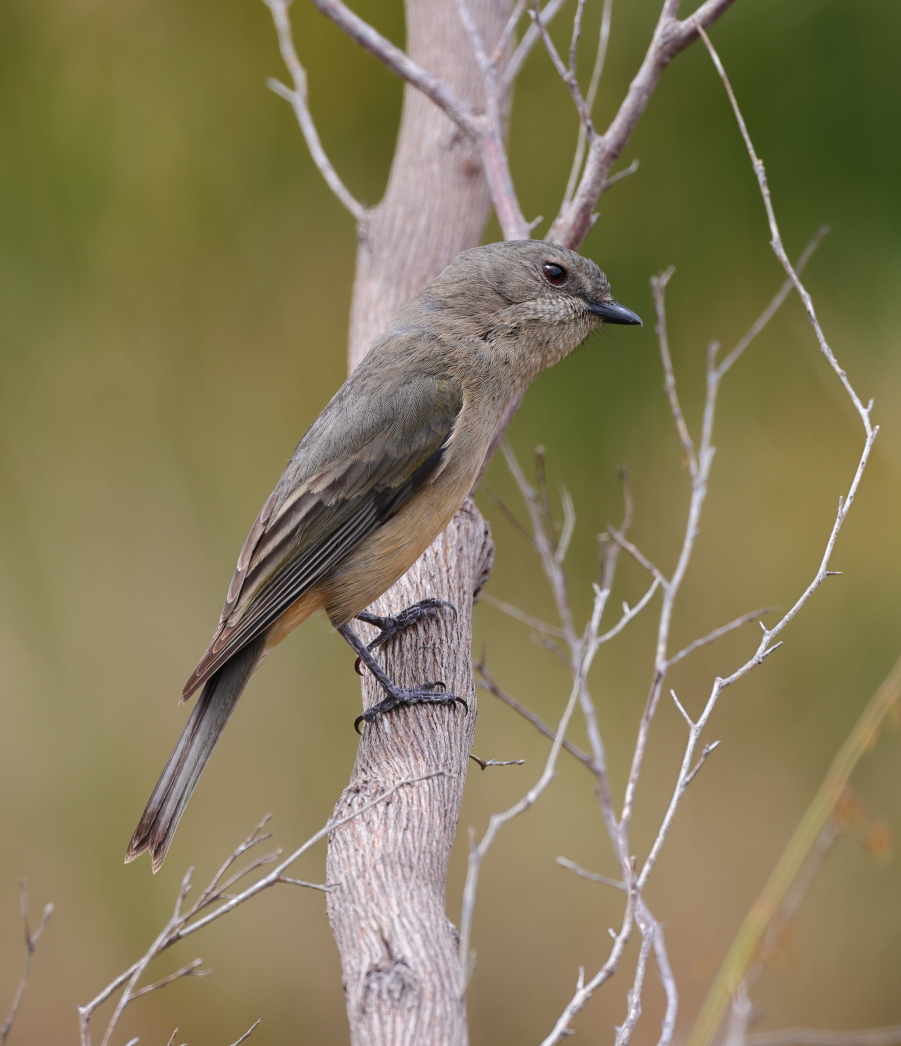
[475,665,595,771]
[683,741,720,787]
[469,754,526,769]
[481,592,565,637]
[309,0,735,248]
[607,527,669,590]
[615,919,655,1046]
[265,0,367,220]
[565,30,878,1045]
[230,1019,262,1046]
[666,608,775,669]
[540,889,639,1046]
[129,959,210,1000]
[276,877,329,890]
[459,675,584,986]
[653,266,696,471]
[557,857,624,891]
[493,0,528,67]
[1,883,53,1046]
[79,775,442,1046]
[563,0,614,206]
[487,441,680,1045]
[717,225,829,377]
[603,157,640,191]
[528,51,871,1041]
[481,485,537,546]
[697,25,874,436]
[549,0,739,247]
[654,922,679,1046]
[504,0,569,88]
[308,0,477,136]
[529,0,594,131]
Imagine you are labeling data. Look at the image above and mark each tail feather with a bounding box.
[126,636,266,872]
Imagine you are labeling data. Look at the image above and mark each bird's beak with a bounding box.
[587,299,643,326]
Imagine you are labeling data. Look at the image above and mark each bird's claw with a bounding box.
[354,681,468,733]
[357,598,457,652]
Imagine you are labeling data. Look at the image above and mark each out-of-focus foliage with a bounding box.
[0,1,899,1042]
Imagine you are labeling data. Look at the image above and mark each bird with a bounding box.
[126,239,642,871]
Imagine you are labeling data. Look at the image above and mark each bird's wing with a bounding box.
[182,370,463,698]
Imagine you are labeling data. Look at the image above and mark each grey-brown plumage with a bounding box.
[126,240,641,871]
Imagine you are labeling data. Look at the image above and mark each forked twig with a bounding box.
[264,0,366,220]
[1,883,53,1046]
[79,774,442,1046]
[480,76,869,1045]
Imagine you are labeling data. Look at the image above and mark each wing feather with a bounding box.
[183,368,463,698]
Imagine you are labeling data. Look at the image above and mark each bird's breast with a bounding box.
[321,408,490,626]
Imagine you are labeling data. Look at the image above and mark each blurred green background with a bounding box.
[1,0,900,1042]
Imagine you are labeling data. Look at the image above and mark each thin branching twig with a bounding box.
[79,774,442,1046]
[0,883,53,1046]
[478,146,868,1046]
[264,0,366,221]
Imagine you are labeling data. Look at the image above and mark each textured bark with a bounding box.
[346,0,510,372]
[326,503,493,1046]
[326,2,510,1044]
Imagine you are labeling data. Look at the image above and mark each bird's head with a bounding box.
[413,240,641,374]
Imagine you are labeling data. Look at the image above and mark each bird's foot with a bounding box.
[354,681,467,733]
[356,598,456,652]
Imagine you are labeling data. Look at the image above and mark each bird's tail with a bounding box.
[125,635,266,872]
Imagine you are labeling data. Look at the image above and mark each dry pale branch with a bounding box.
[529,0,594,132]
[549,0,739,246]
[503,0,568,88]
[458,664,584,987]
[469,754,526,770]
[309,0,477,136]
[294,0,737,245]
[590,35,875,1044]
[475,662,595,771]
[467,443,679,1043]
[229,1019,262,1045]
[696,26,874,432]
[481,592,565,638]
[562,0,613,206]
[556,857,624,891]
[265,0,366,221]
[615,919,655,1046]
[79,775,441,1046]
[666,609,776,669]
[475,130,870,1046]
[717,224,829,376]
[256,1,784,1042]
[653,266,695,466]
[0,883,53,1046]
[534,248,861,1046]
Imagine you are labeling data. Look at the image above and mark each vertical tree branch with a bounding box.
[324,5,509,1042]
[265,1,741,1041]
[343,0,515,367]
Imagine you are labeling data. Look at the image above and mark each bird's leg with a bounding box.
[356,598,456,652]
[337,622,467,734]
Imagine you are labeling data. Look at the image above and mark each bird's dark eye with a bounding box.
[542,263,567,286]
